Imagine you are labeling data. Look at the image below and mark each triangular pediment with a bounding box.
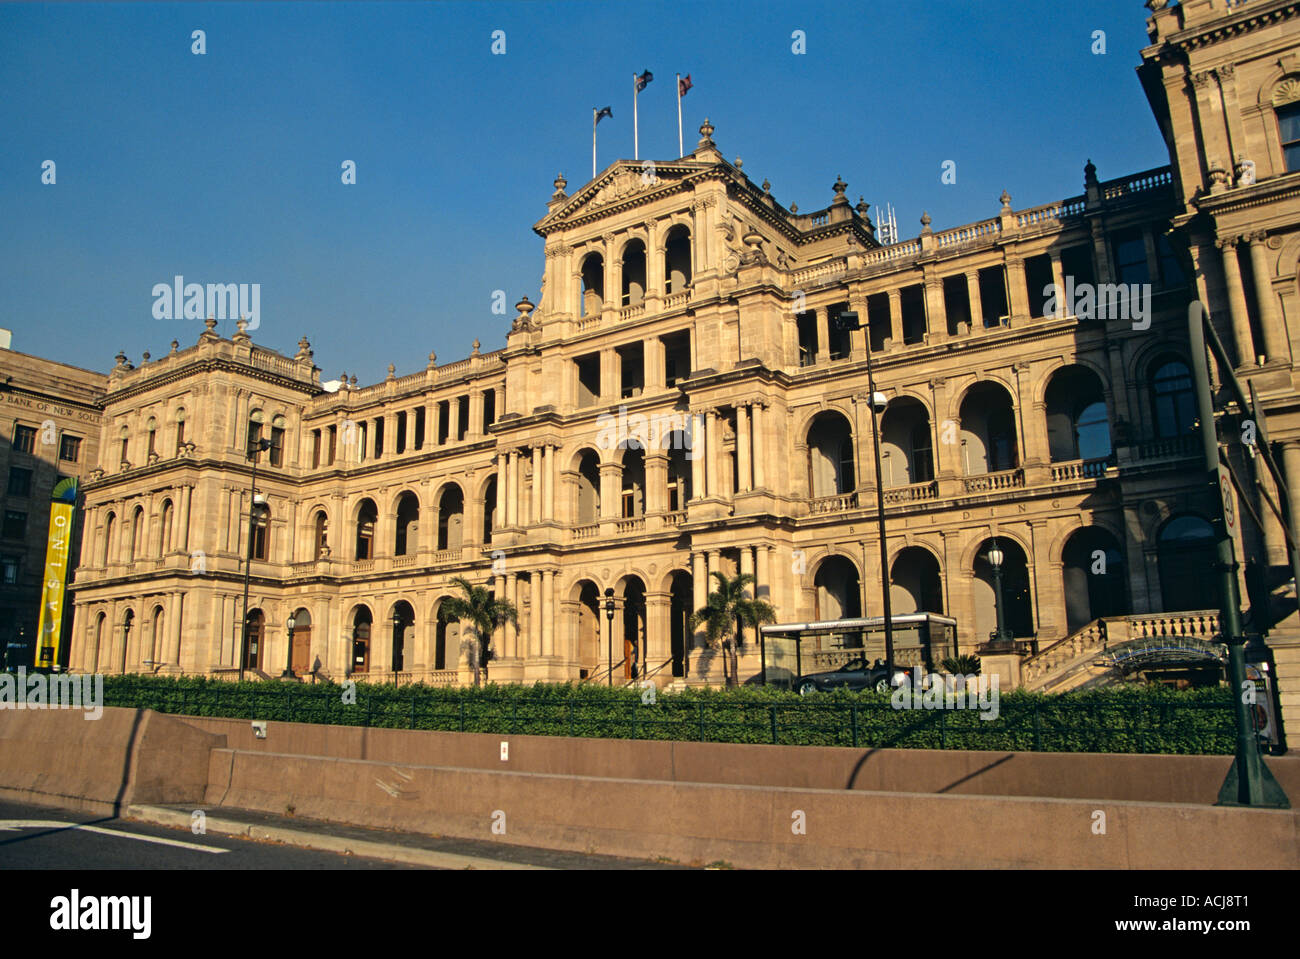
[534,156,736,235]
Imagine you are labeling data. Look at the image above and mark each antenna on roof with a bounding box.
[875,202,899,245]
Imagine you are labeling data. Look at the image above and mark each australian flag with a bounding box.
[595,106,612,124]
[635,69,653,92]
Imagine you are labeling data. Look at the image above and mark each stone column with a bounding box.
[923,278,944,342]
[542,445,555,522]
[469,392,484,440]
[887,289,903,346]
[1005,257,1029,319]
[531,447,543,527]
[646,451,668,514]
[179,485,193,552]
[601,349,618,402]
[1049,255,1066,313]
[1247,232,1288,365]
[1283,444,1300,540]
[1218,237,1257,368]
[599,462,621,519]
[705,410,721,498]
[167,592,184,667]
[529,573,543,658]
[965,272,984,330]
[815,310,830,364]
[496,452,507,525]
[541,569,554,657]
[736,404,752,493]
[751,404,766,489]
[756,543,772,606]
[494,573,507,657]
[739,547,755,650]
[645,335,665,391]
[691,551,707,651]
[690,412,706,500]
[506,450,519,526]
[505,573,519,659]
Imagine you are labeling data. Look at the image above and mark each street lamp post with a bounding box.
[839,311,894,673]
[392,609,403,676]
[604,588,616,686]
[281,613,297,679]
[238,437,272,682]
[986,539,1013,647]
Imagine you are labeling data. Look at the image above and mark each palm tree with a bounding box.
[688,571,776,687]
[437,576,518,687]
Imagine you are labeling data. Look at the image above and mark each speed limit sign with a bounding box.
[1218,462,1237,535]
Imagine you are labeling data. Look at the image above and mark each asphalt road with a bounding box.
[0,800,419,870]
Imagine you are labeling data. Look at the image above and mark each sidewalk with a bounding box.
[125,803,691,870]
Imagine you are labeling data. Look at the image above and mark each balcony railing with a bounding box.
[573,522,600,541]
[1050,458,1110,482]
[433,548,462,564]
[882,480,938,504]
[1134,434,1198,461]
[809,491,859,514]
[616,516,646,534]
[962,469,1025,494]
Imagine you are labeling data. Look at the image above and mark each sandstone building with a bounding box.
[50,0,1300,730]
[0,334,105,666]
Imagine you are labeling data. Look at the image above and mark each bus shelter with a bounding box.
[758,613,959,688]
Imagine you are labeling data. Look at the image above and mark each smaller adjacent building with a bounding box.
[0,331,106,667]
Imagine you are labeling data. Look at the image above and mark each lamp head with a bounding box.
[987,540,1004,569]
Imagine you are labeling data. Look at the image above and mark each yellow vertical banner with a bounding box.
[36,478,78,671]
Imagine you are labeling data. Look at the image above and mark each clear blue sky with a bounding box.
[1,0,1166,384]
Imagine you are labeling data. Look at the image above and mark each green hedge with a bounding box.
[67,673,1239,755]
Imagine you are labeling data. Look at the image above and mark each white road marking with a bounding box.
[0,820,228,854]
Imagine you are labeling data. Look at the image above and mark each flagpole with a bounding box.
[593,108,597,180]
[676,74,683,158]
[633,73,639,161]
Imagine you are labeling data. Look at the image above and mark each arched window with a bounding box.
[437,486,464,550]
[174,407,187,452]
[960,383,1018,475]
[1158,515,1216,612]
[621,444,645,517]
[482,477,498,543]
[119,425,130,467]
[1274,79,1300,172]
[313,510,329,559]
[664,225,692,293]
[807,412,856,497]
[1045,366,1111,462]
[1150,359,1195,440]
[247,409,265,457]
[621,239,646,307]
[576,450,601,523]
[102,512,116,566]
[160,499,174,556]
[243,609,265,670]
[580,253,604,317]
[251,504,270,561]
[269,414,286,467]
[145,417,157,458]
[129,505,144,561]
[395,492,419,556]
[355,499,377,560]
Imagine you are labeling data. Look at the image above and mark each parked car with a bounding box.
[795,657,908,694]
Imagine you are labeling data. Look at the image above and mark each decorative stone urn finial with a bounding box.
[114,350,128,368]
[552,173,568,199]
[427,351,437,369]
[471,338,481,356]
[856,196,870,217]
[762,179,771,194]
[386,363,396,380]
[169,339,179,354]
[832,175,848,204]
[999,190,1012,213]
[920,211,933,235]
[734,156,743,170]
[697,118,715,149]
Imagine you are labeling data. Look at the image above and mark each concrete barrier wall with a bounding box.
[0,708,223,814]
[203,746,1300,869]
[177,714,1300,804]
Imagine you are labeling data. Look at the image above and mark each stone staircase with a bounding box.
[1020,610,1221,693]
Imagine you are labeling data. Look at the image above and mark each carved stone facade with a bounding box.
[47,2,1300,732]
